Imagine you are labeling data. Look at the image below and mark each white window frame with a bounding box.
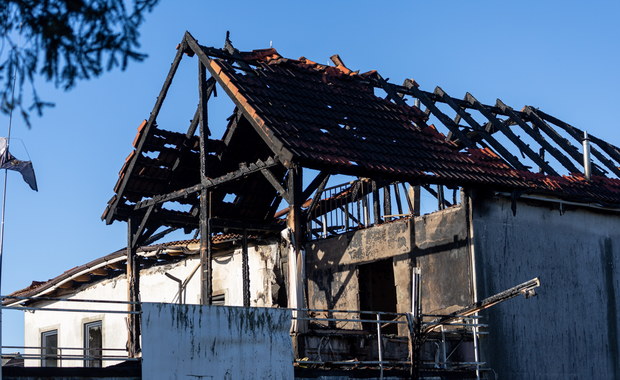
[83,320,103,368]
[41,329,59,367]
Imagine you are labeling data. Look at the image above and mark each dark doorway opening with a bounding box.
[358,258,398,334]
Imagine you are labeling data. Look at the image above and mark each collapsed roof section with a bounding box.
[102,31,620,242]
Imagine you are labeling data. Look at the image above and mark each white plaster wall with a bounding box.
[24,275,129,368]
[23,241,280,368]
[141,303,293,380]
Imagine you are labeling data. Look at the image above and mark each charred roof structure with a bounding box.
[103,33,620,232]
[88,32,620,378]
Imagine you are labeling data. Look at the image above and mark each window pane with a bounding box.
[84,321,102,368]
[41,330,58,367]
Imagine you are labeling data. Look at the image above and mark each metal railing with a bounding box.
[292,308,487,377]
[1,296,137,368]
[306,180,415,240]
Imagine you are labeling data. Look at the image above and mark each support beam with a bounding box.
[142,227,178,246]
[465,93,559,176]
[133,157,279,210]
[198,60,212,305]
[372,181,381,224]
[261,167,291,204]
[287,165,307,333]
[242,230,250,307]
[105,41,187,224]
[392,183,403,215]
[302,171,330,201]
[305,174,331,218]
[383,184,392,218]
[126,217,141,357]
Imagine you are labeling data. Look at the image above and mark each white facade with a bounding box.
[23,240,281,367]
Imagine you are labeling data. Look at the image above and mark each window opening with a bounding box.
[41,329,58,367]
[84,321,103,368]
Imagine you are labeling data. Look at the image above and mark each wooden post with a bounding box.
[383,184,392,219]
[287,165,307,333]
[242,229,250,307]
[198,60,212,305]
[372,181,381,224]
[126,217,141,357]
[407,184,421,216]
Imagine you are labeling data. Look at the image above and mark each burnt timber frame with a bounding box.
[105,31,620,355]
[387,80,619,179]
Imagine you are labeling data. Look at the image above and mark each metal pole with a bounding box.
[471,317,481,380]
[376,313,383,379]
[0,54,18,379]
[440,325,447,369]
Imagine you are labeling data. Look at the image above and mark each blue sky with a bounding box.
[1,1,619,348]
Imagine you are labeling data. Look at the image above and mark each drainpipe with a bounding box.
[583,131,591,180]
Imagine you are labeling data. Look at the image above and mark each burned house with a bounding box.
[7,32,620,379]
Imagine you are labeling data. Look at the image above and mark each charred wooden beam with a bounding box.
[392,183,403,215]
[241,229,250,307]
[497,100,583,174]
[224,31,253,72]
[403,80,474,147]
[372,181,381,224]
[142,227,178,246]
[525,107,616,177]
[375,74,408,107]
[202,61,295,165]
[392,82,529,119]
[302,171,330,202]
[525,106,620,177]
[105,40,188,224]
[305,174,331,218]
[531,108,620,165]
[198,59,212,306]
[422,184,452,209]
[133,157,279,210]
[465,93,559,176]
[434,87,527,171]
[126,217,141,357]
[383,184,392,218]
[131,204,155,248]
[261,167,291,204]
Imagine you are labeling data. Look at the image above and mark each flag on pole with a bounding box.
[0,137,37,191]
